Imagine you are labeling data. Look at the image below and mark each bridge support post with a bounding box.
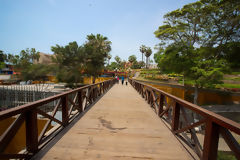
[158,94,164,116]
[171,102,180,131]
[202,120,219,160]
[25,110,38,153]
[61,96,69,126]
[78,91,83,112]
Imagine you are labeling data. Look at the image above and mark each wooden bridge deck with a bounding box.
[38,83,192,160]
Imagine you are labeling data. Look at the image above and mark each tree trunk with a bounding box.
[142,53,143,62]
[193,85,198,105]
[146,57,148,69]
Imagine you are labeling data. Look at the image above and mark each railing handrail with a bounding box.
[0,79,113,120]
[131,79,240,134]
[129,78,240,159]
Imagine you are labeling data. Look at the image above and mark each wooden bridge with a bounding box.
[0,79,240,160]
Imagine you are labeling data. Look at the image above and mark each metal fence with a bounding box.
[0,85,58,110]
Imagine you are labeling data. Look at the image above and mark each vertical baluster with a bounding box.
[202,120,220,160]
[25,110,38,153]
[158,94,164,116]
[171,101,180,131]
[78,90,83,113]
[61,96,69,126]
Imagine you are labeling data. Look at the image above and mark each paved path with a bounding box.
[41,83,192,160]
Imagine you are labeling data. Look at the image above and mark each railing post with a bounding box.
[78,91,83,113]
[171,101,180,131]
[158,94,164,116]
[61,96,69,126]
[202,120,220,160]
[25,110,38,153]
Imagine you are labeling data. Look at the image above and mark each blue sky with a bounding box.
[0,0,196,62]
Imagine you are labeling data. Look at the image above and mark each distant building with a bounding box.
[0,64,14,74]
[149,64,158,69]
[33,52,55,65]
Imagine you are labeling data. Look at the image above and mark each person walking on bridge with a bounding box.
[121,76,124,85]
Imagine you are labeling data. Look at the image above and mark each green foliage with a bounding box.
[84,34,111,82]
[128,55,137,63]
[114,55,121,64]
[20,64,52,82]
[6,48,48,81]
[139,45,146,62]
[139,45,152,68]
[52,34,111,85]
[154,0,240,94]
[217,83,240,89]
[217,151,237,160]
[52,41,84,87]
[0,50,6,70]
[0,50,7,63]
[131,61,144,69]
[107,62,118,71]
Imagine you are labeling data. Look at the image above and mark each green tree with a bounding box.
[154,0,239,104]
[158,44,226,104]
[52,41,85,87]
[145,47,152,69]
[107,62,118,71]
[131,61,144,69]
[114,55,122,69]
[107,54,112,66]
[7,48,46,81]
[84,34,112,83]
[128,55,137,63]
[0,50,7,70]
[139,45,146,62]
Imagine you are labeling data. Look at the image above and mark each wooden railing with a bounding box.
[129,79,240,160]
[0,79,116,159]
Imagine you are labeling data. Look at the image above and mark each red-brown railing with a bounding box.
[129,78,240,160]
[0,79,116,159]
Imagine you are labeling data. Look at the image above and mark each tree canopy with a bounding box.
[52,34,111,86]
[128,55,137,63]
[154,0,240,104]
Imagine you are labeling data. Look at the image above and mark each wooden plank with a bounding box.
[172,102,180,131]
[41,84,192,160]
[36,109,63,125]
[202,120,219,160]
[174,119,206,134]
[25,110,38,153]
[61,96,69,126]
[38,99,61,143]
[130,80,240,134]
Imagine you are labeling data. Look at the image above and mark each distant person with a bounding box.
[117,76,119,84]
[121,76,124,85]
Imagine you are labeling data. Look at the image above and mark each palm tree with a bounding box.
[85,34,112,83]
[139,45,146,63]
[145,47,152,69]
[86,34,112,55]
[107,54,112,65]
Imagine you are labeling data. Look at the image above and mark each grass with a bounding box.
[223,77,240,81]
[218,151,236,160]
[217,83,240,89]
[232,72,240,75]
[139,69,240,90]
